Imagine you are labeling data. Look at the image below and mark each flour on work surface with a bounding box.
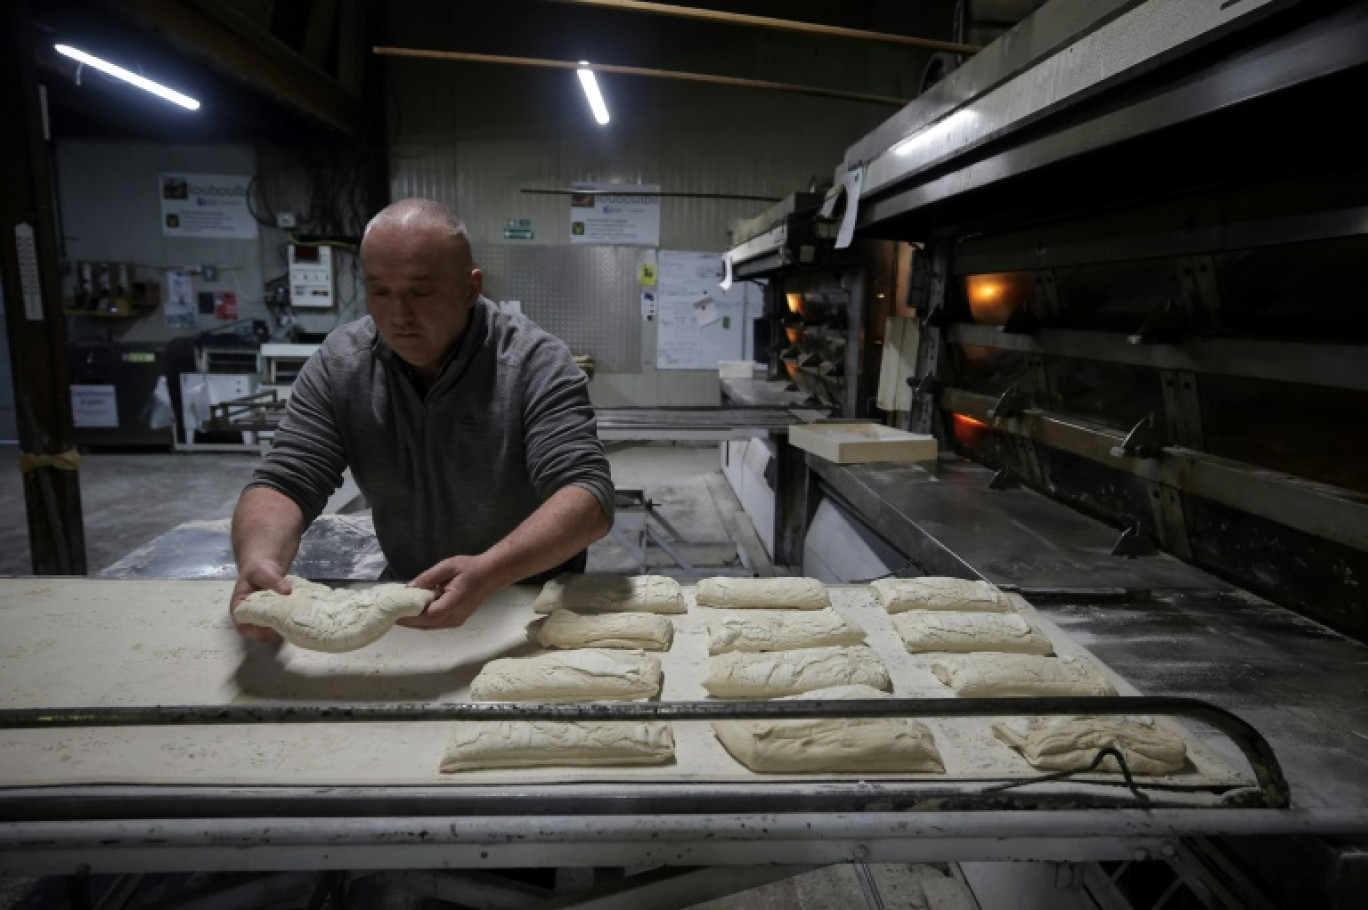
[706,608,864,654]
[531,573,685,614]
[892,610,1053,655]
[530,610,674,651]
[931,653,1117,697]
[469,648,663,702]
[712,684,944,774]
[695,576,830,610]
[993,715,1189,775]
[439,721,675,771]
[869,576,1013,614]
[234,575,432,652]
[703,646,890,697]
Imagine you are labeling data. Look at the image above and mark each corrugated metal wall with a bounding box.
[383,0,949,405]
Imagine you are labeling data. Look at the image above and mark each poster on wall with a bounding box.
[655,250,749,370]
[568,182,660,246]
[164,271,195,329]
[159,173,258,239]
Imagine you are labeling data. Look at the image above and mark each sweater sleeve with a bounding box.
[519,335,615,527]
[245,348,350,526]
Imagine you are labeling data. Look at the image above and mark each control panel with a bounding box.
[288,243,335,309]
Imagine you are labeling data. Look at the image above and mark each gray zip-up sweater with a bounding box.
[247,298,614,580]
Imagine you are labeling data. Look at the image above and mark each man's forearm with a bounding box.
[231,486,307,573]
[478,485,610,587]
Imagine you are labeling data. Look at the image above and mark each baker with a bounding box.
[228,198,614,638]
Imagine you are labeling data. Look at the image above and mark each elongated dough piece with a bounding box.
[892,610,1053,655]
[870,577,1012,614]
[931,653,1116,697]
[695,576,830,610]
[439,721,675,772]
[234,575,433,653]
[470,649,663,703]
[992,716,1188,775]
[706,608,864,654]
[703,646,890,697]
[532,574,685,614]
[712,685,944,774]
[530,610,674,651]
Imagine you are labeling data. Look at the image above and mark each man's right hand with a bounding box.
[229,562,292,642]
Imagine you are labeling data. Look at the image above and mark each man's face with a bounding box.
[362,221,483,382]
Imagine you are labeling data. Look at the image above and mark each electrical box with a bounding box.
[288,244,335,309]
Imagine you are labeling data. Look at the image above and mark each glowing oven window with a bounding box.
[964,272,1034,325]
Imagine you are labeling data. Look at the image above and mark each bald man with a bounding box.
[229,198,614,636]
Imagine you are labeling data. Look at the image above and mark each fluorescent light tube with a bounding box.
[576,64,609,125]
[55,44,200,111]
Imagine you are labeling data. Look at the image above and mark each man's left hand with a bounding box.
[398,555,501,629]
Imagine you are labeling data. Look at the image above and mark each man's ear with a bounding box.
[468,268,484,304]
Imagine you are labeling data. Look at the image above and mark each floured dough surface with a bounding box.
[870,576,1013,614]
[932,653,1117,697]
[531,574,685,614]
[439,721,675,772]
[530,610,674,651]
[695,576,830,610]
[706,608,864,654]
[470,648,663,702]
[703,646,890,697]
[234,575,433,653]
[712,685,944,774]
[892,610,1053,655]
[993,716,1188,775]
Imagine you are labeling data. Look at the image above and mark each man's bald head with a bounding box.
[362,198,475,267]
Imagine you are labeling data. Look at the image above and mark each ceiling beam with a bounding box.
[545,0,983,55]
[105,0,359,136]
[374,46,911,107]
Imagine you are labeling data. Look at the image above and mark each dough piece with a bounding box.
[695,576,830,610]
[993,716,1188,775]
[470,649,663,703]
[869,576,1013,614]
[706,609,865,654]
[703,646,890,698]
[931,653,1117,697]
[439,721,675,772]
[712,685,944,774]
[234,575,433,653]
[530,610,674,651]
[892,610,1053,655]
[531,573,685,614]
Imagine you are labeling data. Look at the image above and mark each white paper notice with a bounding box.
[159,173,258,239]
[71,385,118,428]
[164,271,195,329]
[568,182,661,246]
[655,250,748,369]
[835,167,864,249]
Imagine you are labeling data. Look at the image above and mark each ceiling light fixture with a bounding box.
[54,44,200,111]
[576,62,610,125]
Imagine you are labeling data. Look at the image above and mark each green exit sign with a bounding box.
[503,227,534,240]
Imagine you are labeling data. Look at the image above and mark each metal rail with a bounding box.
[0,696,1289,808]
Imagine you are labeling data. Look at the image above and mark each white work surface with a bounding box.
[0,578,1246,793]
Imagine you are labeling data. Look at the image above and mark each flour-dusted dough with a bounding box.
[531,573,685,614]
[695,576,830,610]
[703,646,890,697]
[892,610,1053,655]
[706,608,865,654]
[992,716,1188,775]
[234,575,433,653]
[439,721,675,772]
[529,610,674,651]
[931,653,1117,697]
[869,576,1013,614]
[470,649,663,703]
[712,684,944,774]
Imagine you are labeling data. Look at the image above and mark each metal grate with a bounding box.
[477,245,641,372]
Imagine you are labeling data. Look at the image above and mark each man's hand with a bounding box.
[399,555,503,629]
[229,561,292,642]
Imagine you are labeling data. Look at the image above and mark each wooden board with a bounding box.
[789,422,938,464]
